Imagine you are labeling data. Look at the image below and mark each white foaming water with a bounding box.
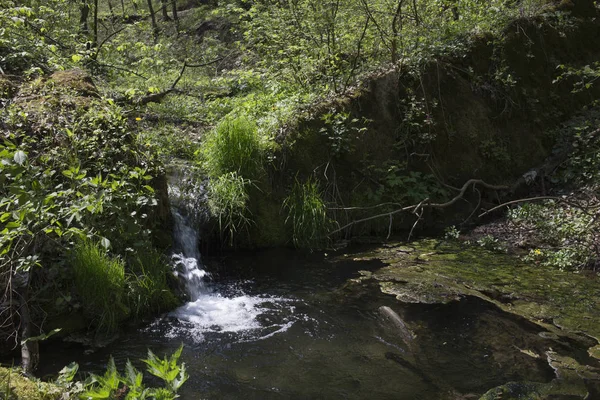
[168,200,295,343]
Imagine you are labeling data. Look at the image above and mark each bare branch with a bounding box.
[329,179,508,236]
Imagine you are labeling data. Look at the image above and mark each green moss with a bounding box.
[248,191,287,248]
[0,367,64,400]
[48,69,98,97]
[348,239,600,360]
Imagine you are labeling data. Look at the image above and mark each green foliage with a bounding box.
[476,234,506,253]
[0,1,79,74]
[81,346,188,400]
[283,179,332,249]
[509,201,595,271]
[0,78,172,336]
[143,345,188,394]
[138,124,199,161]
[364,163,448,206]
[127,250,179,320]
[201,115,264,179]
[70,240,128,334]
[207,171,252,246]
[507,109,600,271]
[0,366,65,400]
[444,225,460,240]
[555,62,600,99]
[319,111,368,157]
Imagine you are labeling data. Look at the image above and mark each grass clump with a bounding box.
[208,172,253,246]
[127,249,179,320]
[283,179,332,249]
[201,114,264,179]
[70,240,128,334]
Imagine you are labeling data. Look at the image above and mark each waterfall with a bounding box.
[171,209,208,300]
[163,165,297,342]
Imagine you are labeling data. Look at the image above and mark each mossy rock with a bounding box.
[344,240,600,360]
[0,367,65,400]
[48,69,98,98]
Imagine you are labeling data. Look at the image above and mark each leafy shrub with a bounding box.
[70,240,128,334]
[508,202,595,271]
[79,345,188,400]
[207,171,252,246]
[283,179,332,249]
[201,115,263,179]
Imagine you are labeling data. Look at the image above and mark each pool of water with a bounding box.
[37,247,564,399]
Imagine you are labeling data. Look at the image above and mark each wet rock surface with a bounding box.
[337,239,600,399]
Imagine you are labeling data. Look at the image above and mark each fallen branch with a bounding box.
[479,194,600,218]
[329,179,508,236]
[478,196,564,218]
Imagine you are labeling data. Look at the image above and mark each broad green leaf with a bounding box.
[13,150,27,165]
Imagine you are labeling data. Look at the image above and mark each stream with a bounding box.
[36,212,574,399]
[33,173,597,399]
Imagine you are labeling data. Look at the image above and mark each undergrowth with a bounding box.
[504,108,600,271]
[127,249,179,320]
[70,240,128,334]
[201,114,264,179]
[207,171,252,246]
[283,179,332,249]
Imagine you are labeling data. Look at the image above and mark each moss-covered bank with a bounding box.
[244,5,600,246]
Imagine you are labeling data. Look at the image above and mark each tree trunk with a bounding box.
[391,0,404,63]
[80,0,90,34]
[412,0,420,26]
[172,0,179,30]
[93,0,99,46]
[108,0,115,18]
[147,0,159,42]
[160,0,171,20]
[172,0,178,20]
[19,273,38,375]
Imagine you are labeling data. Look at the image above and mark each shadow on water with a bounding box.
[33,246,578,399]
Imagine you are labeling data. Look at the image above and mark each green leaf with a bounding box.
[13,150,27,165]
[100,237,111,249]
[58,362,79,383]
[21,328,61,345]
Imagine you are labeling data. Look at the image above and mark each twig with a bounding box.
[95,26,128,55]
[407,207,424,241]
[88,60,148,79]
[329,202,404,211]
[461,187,481,226]
[478,196,566,218]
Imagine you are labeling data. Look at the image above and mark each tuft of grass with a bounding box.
[201,114,263,179]
[70,240,128,334]
[207,171,253,246]
[283,179,332,249]
[127,249,179,319]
